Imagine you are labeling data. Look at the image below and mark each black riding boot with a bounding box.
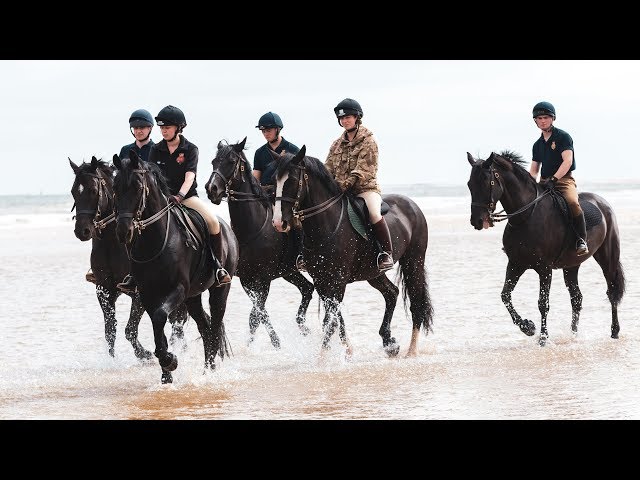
[117,274,137,293]
[210,232,232,286]
[573,212,589,256]
[372,217,394,271]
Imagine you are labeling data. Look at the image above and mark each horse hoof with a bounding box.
[161,371,173,384]
[519,319,536,336]
[539,335,547,347]
[269,333,281,350]
[298,323,311,336]
[159,352,178,372]
[384,338,400,357]
[611,332,619,339]
[108,347,115,358]
[136,349,154,361]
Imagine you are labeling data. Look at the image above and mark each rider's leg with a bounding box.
[359,191,393,271]
[182,196,232,285]
[557,176,588,256]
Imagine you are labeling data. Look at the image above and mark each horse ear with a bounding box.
[492,152,512,171]
[69,157,80,174]
[217,140,223,150]
[129,149,140,168]
[113,154,122,170]
[482,153,494,169]
[467,152,476,166]
[292,145,306,165]
[233,137,247,153]
[239,136,247,150]
[91,156,99,169]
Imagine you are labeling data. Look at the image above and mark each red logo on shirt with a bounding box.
[176,153,185,164]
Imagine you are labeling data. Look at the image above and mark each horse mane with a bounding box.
[277,152,342,196]
[497,149,534,185]
[219,139,270,203]
[114,157,171,196]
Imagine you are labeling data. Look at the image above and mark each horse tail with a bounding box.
[608,261,626,306]
[397,261,434,334]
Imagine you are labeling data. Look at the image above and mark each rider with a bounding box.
[529,101,588,256]
[324,98,394,272]
[252,111,306,272]
[86,108,155,284]
[116,105,232,293]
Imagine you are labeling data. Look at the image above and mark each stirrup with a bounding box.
[117,274,138,293]
[377,252,394,272]
[576,239,589,256]
[215,268,232,287]
[296,254,307,272]
[86,269,97,284]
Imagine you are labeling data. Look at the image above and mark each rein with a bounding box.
[71,168,116,236]
[116,167,174,264]
[471,165,550,223]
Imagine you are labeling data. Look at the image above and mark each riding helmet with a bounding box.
[128,109,154,128]
[155,105,187,129]
[532,101,556,119]
[256,112,284,130]
[334,98,363,118]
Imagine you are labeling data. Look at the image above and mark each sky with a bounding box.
[2,60,640,195]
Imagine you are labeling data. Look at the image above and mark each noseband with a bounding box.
[71,168,116,236]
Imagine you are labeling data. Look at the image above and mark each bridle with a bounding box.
[211,150,263,203]
[116,167,174,263]
[471,164,549,224]
[274,162,345,235]
[71,168,116,237]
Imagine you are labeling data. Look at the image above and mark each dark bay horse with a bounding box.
[69,156,188,359]
[467,151,625,346]
[113,151,238,383]
[272,147,433,357]
[204,138,315,348]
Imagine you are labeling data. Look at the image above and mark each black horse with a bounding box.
[69,157,188,359]
[112,151,238,384]
[272,147,433,357]
[466,151,625,346]
[204,138,315,348]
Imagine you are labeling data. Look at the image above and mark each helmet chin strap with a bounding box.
[346,124,359,134]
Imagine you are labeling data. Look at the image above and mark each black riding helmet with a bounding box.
[256,111,284,130]
[129,109,154,128]
[155,105,187,131]
[334,98,363,126]
[532,101,556,120]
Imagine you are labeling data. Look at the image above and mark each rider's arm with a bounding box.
[553,150,573,180]
[178,171,196,197]
[529,160,541,180]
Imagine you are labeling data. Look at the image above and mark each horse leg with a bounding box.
[282,272,315,336]
[169,302,189,351]
[501,261,536,337]
[317,283,347,358]
[593,243,625,339]
[562,266,583,335]
[241,279,280,349]
[207,283,233,367]
[367,275,400,357]
[148,288,185,384]
[184,295,215,371]
[96,285,118,357]
[124,292,153,361]
[336,310,353,359]
[536,267,553,346]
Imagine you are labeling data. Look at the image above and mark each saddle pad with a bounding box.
[347,200,369,240]
[581,199,602,231]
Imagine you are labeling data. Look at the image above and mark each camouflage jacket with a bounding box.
[324,125,381,194]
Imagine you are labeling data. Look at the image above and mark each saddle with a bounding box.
[346,194,390,241]
[547,189,603,231]
[171,204,211,279]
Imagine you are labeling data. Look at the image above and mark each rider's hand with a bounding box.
[543,176,557,191]
[169,192,185,204]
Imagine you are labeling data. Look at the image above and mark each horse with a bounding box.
[204,138,315,348]
[69,156,189,359]
[112,150,238,384]
[272,146,433,357]
[466,151,625,346]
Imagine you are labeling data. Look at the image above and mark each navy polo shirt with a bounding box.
[148,136,199,198]
[532,126,576,178]
[253,137,300,186]
[119,140,154,162]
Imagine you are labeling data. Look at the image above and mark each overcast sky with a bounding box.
[2,60,639,195]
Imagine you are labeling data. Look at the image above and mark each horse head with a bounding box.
[272,145,308,233]
[113,149,168,245]
[69,155,114,241]
[205,137,248,204]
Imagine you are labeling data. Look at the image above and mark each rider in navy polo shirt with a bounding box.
[529,101,588,256]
